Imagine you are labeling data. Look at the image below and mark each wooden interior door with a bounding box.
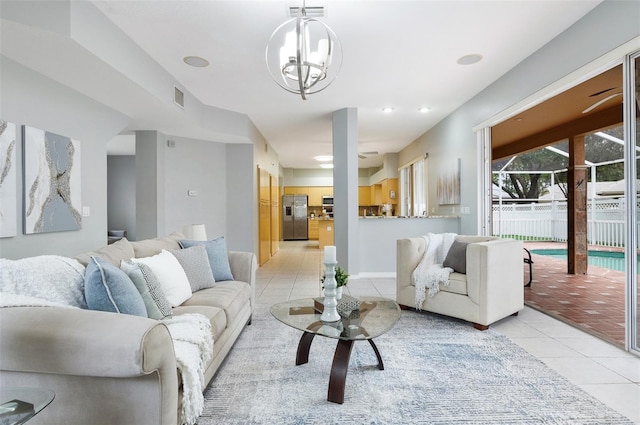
[270,174,279,256]
[258,167,271,266]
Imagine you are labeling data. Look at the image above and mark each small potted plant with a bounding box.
[322,266,349,300]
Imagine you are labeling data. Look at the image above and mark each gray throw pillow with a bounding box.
[121,261,173,320]
[84,256,147,317]
[443,239,470,274]
[179,237,234,282]
[75,237,135,267]
[130,232,185,258]
[167,245,216,292]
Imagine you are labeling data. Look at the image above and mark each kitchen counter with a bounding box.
[360,215,460,219]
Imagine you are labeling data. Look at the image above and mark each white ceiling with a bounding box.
[4,1,603,168]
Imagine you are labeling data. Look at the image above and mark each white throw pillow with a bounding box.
[131,250,193,307]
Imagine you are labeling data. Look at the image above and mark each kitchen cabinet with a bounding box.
[308,219,319,240]
[318,219,334,249]
[308,187,324,206]
[382,178,398,205]
[283,186,333,206]
[358,186,371,206]
[284,186,308,196]
[371,184,382,205]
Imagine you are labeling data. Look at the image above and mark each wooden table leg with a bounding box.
[327,339,354,404]
[368,339,384,370]
[296,332,315,365]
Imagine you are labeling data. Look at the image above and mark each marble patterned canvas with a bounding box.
[0,120,17,238]
[23,125,82,234]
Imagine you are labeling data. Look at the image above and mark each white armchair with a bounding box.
[396,235,524,330]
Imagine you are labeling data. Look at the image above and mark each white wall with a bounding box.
[358,217,460,275]
[163,135,228,241]
[0,56,129,259]
[227,144,255,253]
[282,168,333,186]
[107,155,136,240]
[0,55,264,259]
[398,0,640,236]
[133,130,256,253]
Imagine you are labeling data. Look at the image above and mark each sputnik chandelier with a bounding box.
[265,1,342,100]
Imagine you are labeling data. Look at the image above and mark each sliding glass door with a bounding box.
[626,51,640,353]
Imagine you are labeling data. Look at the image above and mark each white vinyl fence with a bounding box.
[492,197,635,247]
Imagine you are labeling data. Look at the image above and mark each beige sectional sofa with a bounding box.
[0,233,256,425]
[396,235,524,329]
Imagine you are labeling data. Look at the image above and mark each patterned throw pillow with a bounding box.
[121,261,172,320]
[84,256,147,317]
[167,245,216,292]
[131,250,193,307]
[179,237,234,282]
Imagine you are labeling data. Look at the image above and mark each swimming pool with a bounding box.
[529,249,636,272]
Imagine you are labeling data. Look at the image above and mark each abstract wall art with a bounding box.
[0,120,17,238]
[437,158,461,205]
[23,125,82,234]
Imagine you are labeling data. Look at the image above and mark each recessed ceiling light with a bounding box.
[418,107,431,113]
[314,155,333,162]
[183,56,210,67]
[382,107,395,113]
[456,54,483,65]
[319,163,334,169]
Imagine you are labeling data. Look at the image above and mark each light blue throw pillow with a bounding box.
[85,256,147,317]
[179,237,234,282]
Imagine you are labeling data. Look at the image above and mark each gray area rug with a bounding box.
[197,305,632,425]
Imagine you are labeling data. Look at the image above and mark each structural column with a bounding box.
[332,108,359,273]
[567,135,588,274]
[135,130,166,240]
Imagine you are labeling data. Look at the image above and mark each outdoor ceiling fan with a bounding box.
[582,87,622,114]
[358,151,378,159]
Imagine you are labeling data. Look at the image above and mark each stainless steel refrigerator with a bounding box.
[282,195,308,240]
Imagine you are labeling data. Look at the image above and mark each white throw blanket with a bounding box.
[412,233,457,308]
[0,292,80,308]
[164,313,213,425]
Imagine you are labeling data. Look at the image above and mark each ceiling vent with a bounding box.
[174,86,184,109]
[289,6,325,17]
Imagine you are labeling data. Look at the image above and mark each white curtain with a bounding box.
[399,158,427,216]
[400,166,410,216]
[412,159,426,216]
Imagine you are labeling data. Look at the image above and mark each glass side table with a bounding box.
[0,387,55,425]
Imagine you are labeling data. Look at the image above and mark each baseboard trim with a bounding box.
[355,272,396,279]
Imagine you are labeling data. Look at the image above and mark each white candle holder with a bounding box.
[321,260,341,322]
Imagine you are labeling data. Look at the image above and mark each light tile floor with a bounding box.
[257,241,640,424]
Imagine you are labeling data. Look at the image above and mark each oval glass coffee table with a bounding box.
[270,296,401,404]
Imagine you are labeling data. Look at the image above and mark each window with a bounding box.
[399,157,427,216]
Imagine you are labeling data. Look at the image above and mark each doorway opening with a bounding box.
[488,62,638,351]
